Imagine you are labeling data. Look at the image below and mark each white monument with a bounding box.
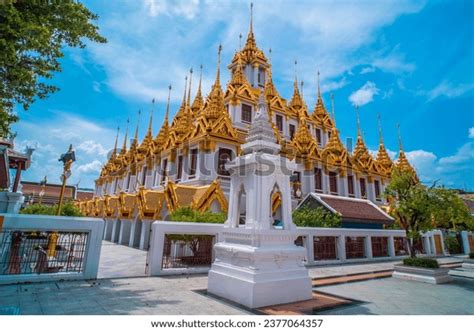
[207,94,313,308]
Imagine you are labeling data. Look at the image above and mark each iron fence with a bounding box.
[0,230,88,275]
[313,236,338,260]
[371,237,389,257]
[394,237,409,256]
[161,234,214,269]
[345,236,366,259]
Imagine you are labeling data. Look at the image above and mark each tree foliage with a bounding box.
[0,0,106,137]
[385,168,473,258]
[170,207,226,224]
[20,201,83,217]
[429,188,474,231]
[292,206,342,228]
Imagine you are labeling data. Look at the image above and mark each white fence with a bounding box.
[145,221,448,276]
[0,213,104,285]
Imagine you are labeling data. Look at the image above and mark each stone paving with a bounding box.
[316,276,474,315]
[0,241,472,315]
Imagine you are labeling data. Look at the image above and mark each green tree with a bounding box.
[430,188,474,231]
[170,207,226,224]
[20,201,83,217]
[385,169,441,258]
[292,206,342,228]
[0,0,106,137]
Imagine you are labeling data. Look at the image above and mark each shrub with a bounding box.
[292,206,341,228]
[444,236,461,254]
[403,257,439,269]
[20,201,84,217]
[469,252,474,259]
[170,207,226,224]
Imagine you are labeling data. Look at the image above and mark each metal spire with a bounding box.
[134,109,141,142]
[215,44,222,86]
[317,70,321,97]
[182,75,188,105]
[377,113,384,144]
[147,99,155,135]
[355,105,361,137]
[249,2,254,35]
[187,67,193,107]
[330,94,336,126]
[397,123,404,151]
[113,126,120,154]
[164,85,172,124]
[121,118,129,152]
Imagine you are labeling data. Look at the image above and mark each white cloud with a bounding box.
[360,66,375,74]
[438,142,474,166]
[469,127,474,138]
[349,81,379,106]
[425,80,474,102]
[80,0,425,107]
[92,81,102,93]
[371,51,416,74]
[76,160,103,175]
[14,111,116,188]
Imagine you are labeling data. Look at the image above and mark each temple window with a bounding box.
[360,178,367,199]
[374,180,381,201]
[314,168,323,192]
[189,148,198,177]
[276,114,283,132]
[241,104,252,123]
[141,166,147,186]
[176,155,183,181]
[289,124,296,140]
[217,148,232,176]
[347,175,355,197]
[329,171,338,194]
[161,159,168,184]
[315,128,322,145]
[258,67,265,87]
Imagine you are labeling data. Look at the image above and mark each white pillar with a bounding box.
[111,220,121,243]
[338,235,347,262]
[388,236,396,258]
[129,219,142,248]
[104,220,114,241]
[119,220,132,245]
[461,231,472,254]
[140,220,153,250]
[365,236,373,259]
[307,235,314,263]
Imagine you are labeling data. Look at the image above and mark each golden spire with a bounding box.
[355,105,361,137]
[330,93,336,126]
[250,2,254,35]
[187,67,193,107]
[182,75,188,107]
[289,60,304,114]
[112,126,120,157]
[120,118,129,155]
[191,65,204,115]
[154,85,172,151]
[375,113,393,175]
[165,84,171,125]
[301,81,304,99]
[317,70,321,97]
[145,99,154,140]
[134,109,141,142]
[216,44,222,87]
[396,124,418,180]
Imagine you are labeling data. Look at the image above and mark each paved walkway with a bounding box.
[0,241,471,315]
[98,241,148,279]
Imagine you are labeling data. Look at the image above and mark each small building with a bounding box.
[21,181,94,206]
[297,193,394,229]
[0,138,32,213]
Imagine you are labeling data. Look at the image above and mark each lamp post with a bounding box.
[56,144,76,216]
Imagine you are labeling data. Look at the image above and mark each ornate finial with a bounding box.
[187,67,193,107]
[397,123,403,151]
[250,2,254,34]
[377,113,384,143]
[165,85,172,124]
[215,44,222,86]
[134,109,141,141]
[182,75,188,104]
[330,94,336,126]
[317,70,321,97]
[147,99,154,134]
[121,118,130,152]
[355,105,361,137]
[197,65,203,93]
[294,59,298,83]
[113,126,120,154]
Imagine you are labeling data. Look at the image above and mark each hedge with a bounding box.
[403,257,439,269]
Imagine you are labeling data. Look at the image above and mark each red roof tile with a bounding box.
[318,195,393,224]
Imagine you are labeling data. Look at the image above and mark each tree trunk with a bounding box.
[406,233,417,258]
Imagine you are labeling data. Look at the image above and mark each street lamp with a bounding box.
[56,144,76,216]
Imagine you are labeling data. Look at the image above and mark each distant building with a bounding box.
[21,181,94,206]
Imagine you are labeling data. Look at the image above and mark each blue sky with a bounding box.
[13,0,474,190]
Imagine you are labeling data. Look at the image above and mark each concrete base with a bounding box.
[393,264,452,284]
[207,230,313,308]
[461,260,474,269]
[449,268,474,279]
